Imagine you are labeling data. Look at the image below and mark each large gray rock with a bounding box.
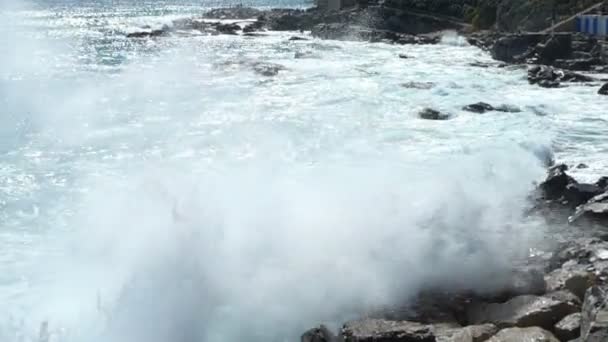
[342,319,435,342]
[600,83,608,96]
[486,327,559,342]
[466,293,579,330]
[581,286,608,340]
[554,312,581,342]
[540,164,576,201]
[545,263,594,299]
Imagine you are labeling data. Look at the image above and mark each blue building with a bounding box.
[576,15,608,36]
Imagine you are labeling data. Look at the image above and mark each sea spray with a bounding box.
[27,145,547,342]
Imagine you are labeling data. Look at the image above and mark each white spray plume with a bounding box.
[32,146,546,342]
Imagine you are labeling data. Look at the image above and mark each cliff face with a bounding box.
[381,0,604,32]
[496,0,602,32]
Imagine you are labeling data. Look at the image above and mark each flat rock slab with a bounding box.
[342,319,435,342]
[486,327,559,342]
[466,293,579,330]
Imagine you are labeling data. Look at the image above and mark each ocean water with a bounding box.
[1,1,607,341]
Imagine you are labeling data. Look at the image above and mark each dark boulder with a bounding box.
[462,102,494,114]
[126,26,169,38]
[599,83,608,96]
[540,164,577,200]
[399,54,409,59]
[461,102,522,114]
[215,23,240,35]
[597,177,608,189]
[528,65,595,88]
[341,319,435,342]
[243,21,264,33]
[419,108,450,121]
[289,36,309,41]
[563,183,604,207]
[486,327,559,342]
[554,313,581,342]
[528,65,559,86]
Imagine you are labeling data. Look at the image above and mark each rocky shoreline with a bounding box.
[299,163,608,342]
[125,5,608,340]
[125,5,608,94]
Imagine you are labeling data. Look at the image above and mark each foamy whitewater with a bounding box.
[1,0,607,341]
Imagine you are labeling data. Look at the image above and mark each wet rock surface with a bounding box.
[599,83,608,96]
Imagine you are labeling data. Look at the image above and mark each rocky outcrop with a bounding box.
[466,293,580,330]
[486,327,559,342]
[599,83,608,96]
[470,32,607,73]
[540,164,577,200]
[527,65,595,88]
